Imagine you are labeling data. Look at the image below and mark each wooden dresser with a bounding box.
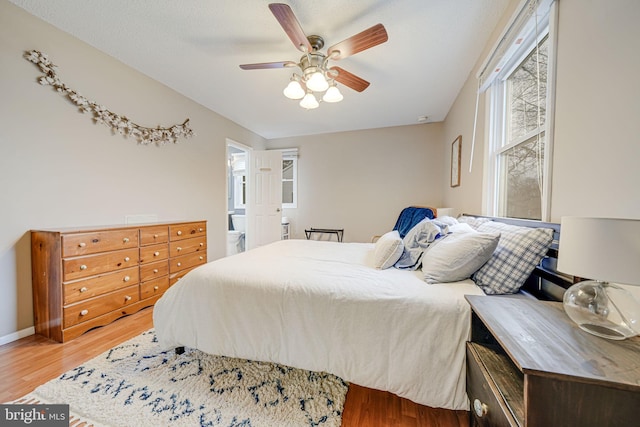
[31,220,207,342]
[466,294,640,427]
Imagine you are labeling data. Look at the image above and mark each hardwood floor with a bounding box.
[0,308,468,426]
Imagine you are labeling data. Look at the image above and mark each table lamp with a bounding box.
[557,217,640,340]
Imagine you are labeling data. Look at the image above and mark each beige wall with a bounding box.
[0,1,266,340]
[442,0,640,222]
[3,0,639,341]
[267,124,444,243]
[551,0,640,219]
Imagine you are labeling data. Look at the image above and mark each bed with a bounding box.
[153,214,564,410]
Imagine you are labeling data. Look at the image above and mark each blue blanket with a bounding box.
[393,207,435,238]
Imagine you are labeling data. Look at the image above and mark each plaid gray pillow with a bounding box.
[472,221,554,294]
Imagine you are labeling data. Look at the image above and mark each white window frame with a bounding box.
[233,173,246,210]
[483,0,558,221]
[280,148,298,209]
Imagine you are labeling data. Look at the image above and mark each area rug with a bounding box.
[13,329,348,426]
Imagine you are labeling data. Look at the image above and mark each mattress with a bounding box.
[153,239,484,410]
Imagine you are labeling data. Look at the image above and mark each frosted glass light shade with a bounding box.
[299,92,319,109]
[558,217,640,340]
[283,80,305,99]
[322,85,343,103]
[306,71,329,92]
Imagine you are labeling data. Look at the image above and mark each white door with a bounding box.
[246,150,282,249]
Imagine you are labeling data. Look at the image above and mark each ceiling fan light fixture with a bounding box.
[322,85,343,103]
[242,4,388,111]
[306,71,329,92]
[300,92,319,109]
[283,79,305,99]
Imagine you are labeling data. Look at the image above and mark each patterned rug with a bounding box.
[13,329,348,426]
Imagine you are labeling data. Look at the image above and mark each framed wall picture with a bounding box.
[450,135,461,187]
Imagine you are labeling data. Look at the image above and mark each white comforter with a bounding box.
[153,239,484,410]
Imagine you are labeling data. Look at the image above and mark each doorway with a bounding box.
[226,139,250,256]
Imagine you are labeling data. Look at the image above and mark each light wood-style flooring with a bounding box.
[0,308,468,426]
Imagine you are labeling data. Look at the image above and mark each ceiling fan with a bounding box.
[239,3,388,109]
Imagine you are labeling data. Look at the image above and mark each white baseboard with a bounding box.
[0,326,35,346]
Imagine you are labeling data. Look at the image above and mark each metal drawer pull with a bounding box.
[80,287,88,293]
[154,234,158,238]
[154,251,160,256]
[199,243,204,247]
[80,309,88,316]
[154,286,159,290]
[199,256,204,260]
[125,295,132,301]
[124,276,130,282]
[123,237,130,243]
[199,228,203,232]
[473,399,488,418]
[153,269,159,273]
[177,247,182,251]
[177,231,182,236]
[124,257,130,262]
[80,264,87,270]
[177,262,182,267]
[78,242,86,248]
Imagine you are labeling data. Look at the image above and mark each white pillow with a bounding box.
[422,231,500,283]
[373,230,404,269]
[448,222,475,234]
[457,215,493,230]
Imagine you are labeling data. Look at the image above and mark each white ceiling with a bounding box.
[10,0,509,140]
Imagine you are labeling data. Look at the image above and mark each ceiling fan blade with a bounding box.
[327,23,388,60]
[268,3,312,52]
[239,61,297,70]
[330,67,370,92]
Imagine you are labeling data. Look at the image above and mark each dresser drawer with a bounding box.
[140,276,170,299]
[139,225,169,246]
[169,251,207,274]
[62,229,139,257]
[64,266,139,305]
[63,284,140,328]
[169,222,207,241]
[140,243,169,264]
[140,260,169,282]
[169,236,206,257]
[466,343,518,427]
[63,248,139,281]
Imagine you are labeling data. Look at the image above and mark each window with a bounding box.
[482,0,556,221]
[281,149,298,209]
[231,152,247,209]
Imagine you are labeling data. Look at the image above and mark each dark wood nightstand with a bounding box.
[465,294,640,427]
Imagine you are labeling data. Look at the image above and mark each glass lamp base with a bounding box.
[563,281,640,340]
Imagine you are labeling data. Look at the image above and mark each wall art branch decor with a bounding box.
[24,50,194,146]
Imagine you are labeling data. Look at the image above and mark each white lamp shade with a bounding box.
[557,217,640,286]
[299,92,319,109]
[322,85,343,103]
[283,80,305,99]
[306,71,329,92]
